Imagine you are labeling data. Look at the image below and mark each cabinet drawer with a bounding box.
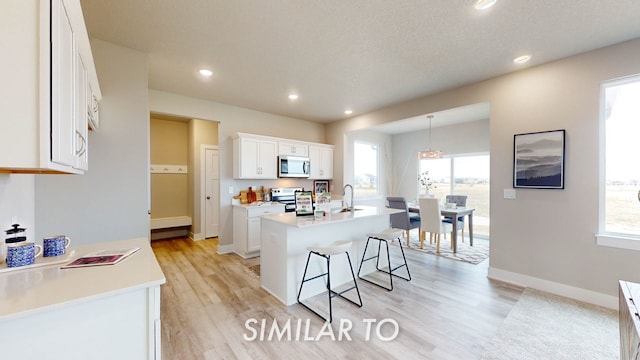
[247,205,285,218]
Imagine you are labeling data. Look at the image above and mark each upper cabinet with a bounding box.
[278,141,309,157]
[0,0,101,174]
[233,133,333,180]
[309,144,334,180]
[233,133,278,179]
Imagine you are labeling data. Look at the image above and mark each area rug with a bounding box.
[247,264,260,278]
[480,288,618,360]
[393,229,490,265]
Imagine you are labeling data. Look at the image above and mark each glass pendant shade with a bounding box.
[418,115,443,159]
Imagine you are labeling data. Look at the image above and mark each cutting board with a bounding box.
[238,190,264,204]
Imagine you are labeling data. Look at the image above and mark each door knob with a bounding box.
[206,196,211,200]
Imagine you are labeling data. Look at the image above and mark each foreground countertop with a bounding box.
[261,205,402,228]
[0,237,165,321]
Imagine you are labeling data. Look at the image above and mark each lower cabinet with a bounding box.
[233,203,285,258]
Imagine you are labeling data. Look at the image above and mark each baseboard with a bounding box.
[488,266,618,310]
[191,232,204,241]
[217,244,234,255]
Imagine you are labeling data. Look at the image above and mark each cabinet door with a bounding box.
[74,53,88,170]
[278,142,308,157]
[320,147,333,179]
[258,139,278,178]
[50,0,76,167]
[239,137,260,178]
[309,145,333,179]
[247,217,261,252]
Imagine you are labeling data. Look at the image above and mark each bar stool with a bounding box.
[297,240,363,323]
[357,228,411,291]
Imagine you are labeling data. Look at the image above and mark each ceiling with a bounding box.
[80,1,640,124]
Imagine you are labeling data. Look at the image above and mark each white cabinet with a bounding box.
[233,133,278,179]
[233,203,285,258]
[0,0,101,174]
[0,238,163,360]
[278,141,309,157]
[309,144,334,179]
[74,51,89,170]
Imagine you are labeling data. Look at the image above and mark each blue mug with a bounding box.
[43,235,71,257]
[6,242,42,267]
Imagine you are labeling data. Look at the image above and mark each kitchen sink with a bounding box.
[331,207,364,214]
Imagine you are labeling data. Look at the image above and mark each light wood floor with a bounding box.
[151,237,523,360]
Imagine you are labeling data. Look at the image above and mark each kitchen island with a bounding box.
[260,205,402,305]
[0,237,165,360]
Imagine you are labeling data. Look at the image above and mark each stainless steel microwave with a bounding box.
[278,155,310,178]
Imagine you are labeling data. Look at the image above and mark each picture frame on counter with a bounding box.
[294,190,314,216]
[314,180,329,195]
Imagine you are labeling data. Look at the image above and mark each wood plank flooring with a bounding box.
[151,237,523,360]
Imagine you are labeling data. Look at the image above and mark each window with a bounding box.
[353,142,378,197]
[601,75,640,238]
[419,154,490,237]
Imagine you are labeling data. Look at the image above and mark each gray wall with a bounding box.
[326,38,640,308]
[35,40,150,244]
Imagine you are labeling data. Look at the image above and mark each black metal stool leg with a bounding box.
[358,236,393,291]
[326,255,332,323]
[298,249,363,323]
[396,237,412,281]
[358,234,412,291]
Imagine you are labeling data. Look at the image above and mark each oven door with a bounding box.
[278,156,310,178]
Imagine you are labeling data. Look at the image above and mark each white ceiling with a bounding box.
[80,0,640,124]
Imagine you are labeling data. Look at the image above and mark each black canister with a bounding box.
[5,224,27,244]
[3,223,27,263]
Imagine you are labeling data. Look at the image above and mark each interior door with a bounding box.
[205,148,219,238]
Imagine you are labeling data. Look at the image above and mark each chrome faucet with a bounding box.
[343,184,354,213]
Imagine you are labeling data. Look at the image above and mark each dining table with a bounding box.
[408,203,475,253]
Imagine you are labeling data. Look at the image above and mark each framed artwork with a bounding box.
[313,180,329,195]
[513,129,565,189]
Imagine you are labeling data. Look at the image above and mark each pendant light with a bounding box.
[418,115,443,159]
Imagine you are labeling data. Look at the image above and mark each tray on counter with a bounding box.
[0,250,76,274]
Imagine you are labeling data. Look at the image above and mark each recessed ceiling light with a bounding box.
[474,0,497,10]
[344,110,353,115]
[288,94,299,100]
[199,69,213,77]
[513,55,532,64]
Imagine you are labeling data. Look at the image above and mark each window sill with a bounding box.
[596,233,640,251]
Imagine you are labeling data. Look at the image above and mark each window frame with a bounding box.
[596,74,640,250]
[352,140,380,199]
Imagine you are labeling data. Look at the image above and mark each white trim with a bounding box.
[191,232,204,241]
[487,267,618,310]
[596,233,640,251]
[217,244,234,255]
[150,216,191,230]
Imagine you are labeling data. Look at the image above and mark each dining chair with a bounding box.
[418,198,453,253]
[386,196,421,246]
[443,195,467,242]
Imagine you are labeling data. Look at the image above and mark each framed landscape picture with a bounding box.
[314,180,329,195]
[513,129,565,189]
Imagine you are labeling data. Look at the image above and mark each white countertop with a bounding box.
[0,237,165,321]
[261,205,402,228]
[232,202,285,208]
